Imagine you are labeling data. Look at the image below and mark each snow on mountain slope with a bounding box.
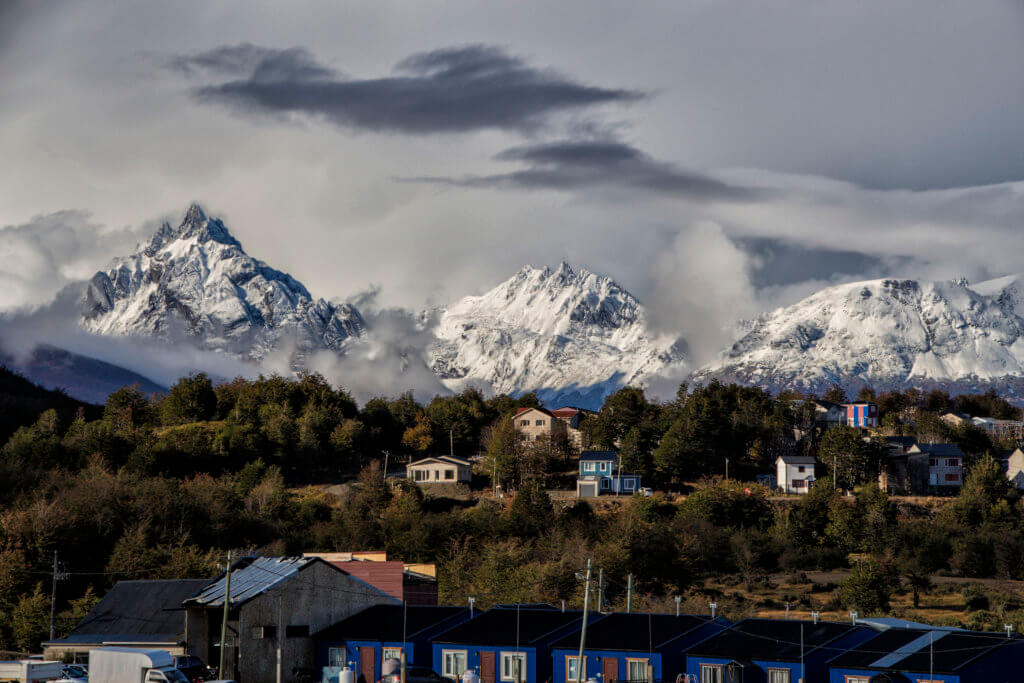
[81,204,365,361]
[694,277,1024,395]
[429,262,687,407]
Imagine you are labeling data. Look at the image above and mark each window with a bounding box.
[328,648,347,667]
[792,479,805,488]
[251,625,276,639]
[285,624,309,638]
[442,651,467,679]
[520,420,529,426]
[382,647,403,661]
[599,462,609,472]
[843,677,870,683]
[946,473,960,482]
[566,656,580,682]
[929,458,937,466]
[535,420,545,426]
[947,458,959,466]
[699,665,722,683]
[445,469,454,480]
[600,478,610,489]
[584,462,596,472]
[500,652,527,682]
[626,659,648,682]
[767,669,790,683]
[797,466,805,473]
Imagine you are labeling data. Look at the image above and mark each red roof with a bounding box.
[550,407,581,417]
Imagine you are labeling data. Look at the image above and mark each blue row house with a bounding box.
[314,605,470,683]
[576,451,642,497]
[684,618,875,683]
[432,606,591,683]
[550,613,730,683]
[827,627,1024,683]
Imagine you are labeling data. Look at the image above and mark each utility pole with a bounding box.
[626,574,634,614]
[725,457,729,480]
[449,429,454,456]
[383,450,390,477]
[219,550,233,678]
[576,559,592,683]
[49,551,59,641]
[597,568,605,613]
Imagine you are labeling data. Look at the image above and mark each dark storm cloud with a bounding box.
[737,237,915,288]
[408,140,759,201]
[173,43,642,134]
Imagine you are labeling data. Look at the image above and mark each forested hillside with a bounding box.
[2,371,1024,654]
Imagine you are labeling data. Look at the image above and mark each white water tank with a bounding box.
[339,666,355,683]
[382,659,401,677]
[461,670,480,683]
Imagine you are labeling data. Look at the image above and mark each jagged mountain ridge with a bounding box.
[694,276,1024,397]
[81,204,365,361]
[428,262,688,406]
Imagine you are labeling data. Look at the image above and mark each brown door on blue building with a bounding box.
[603,658,618,683]
[480,652,495,683]
[359,647,375,683]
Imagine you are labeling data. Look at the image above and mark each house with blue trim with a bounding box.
[684,618,875,683]
[431,606,593,683]
[576,451,642,497]
[827,627,1024,683]
[550,613,729,683]
[314,605,471,683]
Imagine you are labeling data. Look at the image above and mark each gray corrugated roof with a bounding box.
[183,556,316,607]
[43,579,210,645]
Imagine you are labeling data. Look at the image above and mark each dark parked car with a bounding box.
[379,667,446,683]
[173,656,214,683]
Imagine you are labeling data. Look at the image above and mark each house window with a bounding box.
[946,458,959,466]
[843,677,870,683]
[792,479,805,488]
[797,466,805,473]
[768,669,790,683]
[946,473,960,482]
[599,462,609,472]
[584,462,596,472]
[929,458,937,466]
[626,658,648,682]
[565,656,580,682]
[328,648,347,667]
[414,470,425,481]
[699,665,722,683]
[445,469,454,480]
[600,478,610,490]
[442,651,467,679]
[520,420,529,426]
[535,420,545,426]
[382,647,403,661]
[623,479,635,490]
[500,652,527,682]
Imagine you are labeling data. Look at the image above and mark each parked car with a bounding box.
[172,656,214,683]
[379,667,446,683]
[56,664,89,683]
[639,486,653,497]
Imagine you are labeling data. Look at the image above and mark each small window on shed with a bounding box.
[252,625,276,639]
[285,625,310,638]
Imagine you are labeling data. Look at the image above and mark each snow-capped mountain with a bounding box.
[81,204,365,361]
[694,277,1024,396]
[429,262,687,407]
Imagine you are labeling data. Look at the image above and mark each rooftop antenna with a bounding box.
[849,611,859,625]
[675,596,681,617]
[1006,624,1015,638]
[709,602,718,619]
[784,603,791,620]
[468,597,476,618]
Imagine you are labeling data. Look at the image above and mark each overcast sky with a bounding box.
[3,0,1024,365]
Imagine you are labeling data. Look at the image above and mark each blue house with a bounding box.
[576,451,642,497]
[314,605,471,683]
[827,627,1024,683]
[684,618,875,683]
[431,606,592,683]
[550,613,729,683]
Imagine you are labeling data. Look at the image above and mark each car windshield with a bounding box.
[65,667,87,677]
[164,669,191,683]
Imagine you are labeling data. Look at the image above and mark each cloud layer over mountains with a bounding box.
[4,1,1024,397]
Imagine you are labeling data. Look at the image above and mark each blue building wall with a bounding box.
[431,644,540,683]
[550,649,661,683]
[316,639,418,682]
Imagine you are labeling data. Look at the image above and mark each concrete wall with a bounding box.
[235,561,396,683]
